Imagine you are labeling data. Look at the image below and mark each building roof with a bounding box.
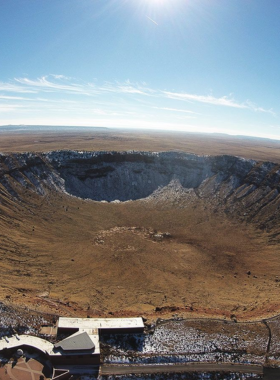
[0,334,54,354]
[54,331,95,351]
[57,317,144,331]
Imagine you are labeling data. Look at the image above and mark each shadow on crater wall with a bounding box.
[46,151,254,202]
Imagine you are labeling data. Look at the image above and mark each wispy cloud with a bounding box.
[245,100,276,116]
[14,75,100,96]
[0,82,37,93]
[162,90,276,115]
[0,95,28,100]
[9,75,155,98]
[153,106,198,114]
[163,91,247,109]
[50,74,71,80]
[0,104,24,112]
[146,15,158,26]
[0,75,275,117]
[100,80,155,96]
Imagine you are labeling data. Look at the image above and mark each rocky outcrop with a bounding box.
[0,152,64,199]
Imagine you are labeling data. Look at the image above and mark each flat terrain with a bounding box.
[1,128,280,163]
[1,128,280,321]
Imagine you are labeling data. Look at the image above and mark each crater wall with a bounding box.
[1,150,280,235]
[42,151,258,201]
[46,151,217,201]
[0,149,279,207]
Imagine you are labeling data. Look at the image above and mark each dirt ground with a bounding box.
[1,129,280,322]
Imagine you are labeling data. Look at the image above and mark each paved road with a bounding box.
[100,362,263,376]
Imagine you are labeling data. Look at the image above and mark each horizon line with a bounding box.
[0,124,280,142]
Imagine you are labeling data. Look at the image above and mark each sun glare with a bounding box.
[146,0,167,5]
[143,0,178,12]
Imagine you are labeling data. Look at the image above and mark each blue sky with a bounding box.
[1,0,280,139]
